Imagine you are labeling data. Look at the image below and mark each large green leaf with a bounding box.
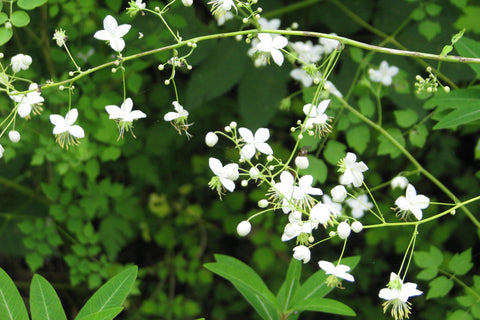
[75,266,137,320]
[276,259,301,311]
[293,297,356,316]
[75,307,123,320]
[17,0,48,10]
[204,254,280,320]
[424,88,480,110]
[455,37,480,77]
[30,274,67,320]
[433,105,480,129]
[0,267,29,320]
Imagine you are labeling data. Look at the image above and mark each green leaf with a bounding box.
[301,157,327,184]
[434,105,480,129]
[414,246,443,268]
[448,309,473,320]
[11,11,30,27]
[425,3,442,16]
[75,266,138,320]
[346,125,370,153]
[30,274,67,320]
[293,298,356,316]
[448,248,473,275]
[277,259,301,311]
[0,13,8,24]
[456,37,480,77]
[427,276,454,299]
[0,27,13,46]
[106,0,122,12]
[323,140,346,165]
[17,0,48,10]
[76,307,123,320]
[358,95,375,117]
[411,8,425,21]
[454,7,480,34]
[186,40,247,109]
[377,128,405,158]
[26,252,44,272]
[418,20,441,41]
[0,267,29,320]
[204,254,280,320]
[238,63,290,129]
[394,109,418,128]
[425,88,480,109]
[450,0,467,8]
[349,47,363,63]
[409,124,428,147]
[99,216,135,260]
[417,267,438,280]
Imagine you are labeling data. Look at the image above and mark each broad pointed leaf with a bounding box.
[205,254,280,320]
[455,37,480,77]
[30,274,67,320]
[75,307,123,320]
[433,105,480,129]
[0,267,29,320]
[75,266,137,320]
[293,297,356,316]
[276,259,301,311]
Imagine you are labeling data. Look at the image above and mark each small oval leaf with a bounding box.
[11,11,30,27]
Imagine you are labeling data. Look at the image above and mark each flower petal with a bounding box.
[105,105,122,119]
[271,49,284,66]
[65,108,78,126]
[93,30,111,41]
[103,15,118,34]
[238,127,254,143]
[164,112,180,121]
[209,157,222,175]
[68,125,85,138]
[240,144,256,160]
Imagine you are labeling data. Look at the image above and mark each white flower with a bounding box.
[324,80,343,98]
[292,175,323,209]
[249,167,261,179]
[271,171,296,213]
[208,157,239,196]
[135,0,146,8]
[303,99,331,135]
[319,260,355,288]
[0,144,4,158]
[208,0,236,17]
[182,0,193,6]
[10,83,44,118]
[290,68,320,87]
[351,221,363,233]
[394,184,429,220]
[53,29,67,47]
[49,108,85,148]
[379,272,423,320]
[94,15,131,52]
[11,54,32,73]
[256,33,288,66]
[105,98,146,138]
[292,245,310,263]
[164,101,189,121]
[205,132,218,147]
[8,130,20,143]
[216,11,233,26]
[295,156,309,169]
[237,221,251,236]
[282,212,313,242]
[331,185,347,203]
[291,41,323,64]
[337,221,351,239]
[238,127,273,160]
[258,18,281,30]
[391,176,409,190]
[369,60,399,86]
[346,194,373,219]
[338,152,368,188]
[310,203,332,226]
[322,195,342,218]
[319,34,340,54]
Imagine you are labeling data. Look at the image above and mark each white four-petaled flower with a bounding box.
[346,194,373,219]
[292,245,311,263]
[208,157,239,195]
[238,127,273,160]
[319,260,355,283]
[208,0,236,17]
[10,83,44,118]
[49,108,85,148]
[303,99,330,131]
[256,33,288,66]
[394,184,429,220]
[11,54,32,73]
[105,98,146,122]
[94,15,131,52]
[164,101,189,121]
[369,61,399,86]
[338,152,368,187]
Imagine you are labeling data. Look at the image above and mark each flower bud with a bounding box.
[331,185,347,202]
[258,199,269,208]
[295,156,309,169]
[237,220,251,236]
[444,86,450,93]
[224,126,231,133]
[337,222,351,239]
[241,180,248,187]
[229,121,237,129]
[8,130,20,143]
[391,176,408,190]
[293,245,311,263]
[351,221,363,233]
[266,155,274,162]
[182,0,193,7]
[249,167,260,179]
[205,132,218,147]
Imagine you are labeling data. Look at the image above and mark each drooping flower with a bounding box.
[216,11,233,26]
[94,15,131,52]
[346,194,373,219]
[303,99,331,135]
[208,0,237,17]
[324,80,343,98]
[369,61,399,86]
[378,272,423,320]
[10,83,44,118]
[319,260,355,288]
[338,152,368,187]
[8,130,20,143]
[208,157,239,197]
[247,18,281,67]
[282,211,313,242]
[49,108,85,149]
[337,221,351,239]
[205,132,218,147]
[319,34,340,54]
[256,33,288,66]
[292,175,323,209]
[105,97,146,139]
[11,54,32,73]
[309,203,332,226]
[270,171,296,213]
[291,41,323,64]
[292,245,311,263]
[322,195,342,218]
[290,68,322,87]
[238,127,273,160]
[164,101,192,138]
[331,185,347,203]
[391,176,409,190]
[53,29,67,47]
[237,220,251,237]
[394,184,430,220]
